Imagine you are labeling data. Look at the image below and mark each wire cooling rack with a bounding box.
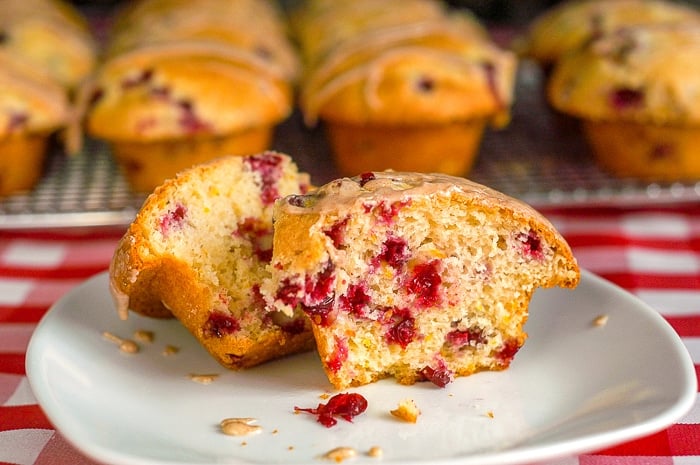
[2,62,699,230]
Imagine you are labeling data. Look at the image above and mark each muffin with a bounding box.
[109,152,316,369]
[262,171,580,389]
[83,0,299,192]
[0,51,69,197]
[519,0,700,72]
[0,0,97,90]
[293,0,516,177]
[548,23,700,181]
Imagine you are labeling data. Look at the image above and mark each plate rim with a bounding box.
[25,269,698,465]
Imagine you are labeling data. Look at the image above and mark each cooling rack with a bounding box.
[2,62,699,230]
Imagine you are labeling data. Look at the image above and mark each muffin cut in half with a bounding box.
[109,152,315,369]
[262,171,580,389]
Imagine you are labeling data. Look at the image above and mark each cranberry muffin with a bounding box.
[262,171,579,389]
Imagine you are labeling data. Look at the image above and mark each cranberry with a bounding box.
[516,230,544,260]
[304,261,335,304]
[236,217,272,262]
[7,112,28,132]
[158,203,187,235]
[419,361,454,388]
[295,392,368,428]
[338,283,371,318]
[358,172,376,187]
[275,278,302,307]
[481,61,502,108]
[416,75,435,92]
[327,335,348,373]
[609,88,644,111]
[278,317,308,335]
[446,327,486,348]
[244,153,283,206]
[374,236,409,269]
[303,294,335,326]
[384,308,416,349]
[121,68,153,88]
[323,217,349,249]
[87,87,104,108]
[287,195,308,207]
[650,143,675,160]
[177,99,211,134]
[363,200,410,224]
[203,311,240,338]
[496,339,521,363]
[406,260,442,307]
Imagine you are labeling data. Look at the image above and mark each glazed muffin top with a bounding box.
[0,50,69,139]
[548,23,700,125]
[105,0,299,82]
[520,0,700,67]
[83,0,298,143]
[0,0,96,89]
[295,0,516,127]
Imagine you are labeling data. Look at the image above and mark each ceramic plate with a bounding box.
[26,270,696,465]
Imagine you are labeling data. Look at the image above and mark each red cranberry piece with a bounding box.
[150,86,171,100]
[275,278,302,307]
[446,327,486,348]
[363,200,411,224]
[323,217,349,249]
[87,87,104,108]
[236,217,273,262]
[338,283,371,318]
[358,172,376,187]
[304,261,335,304]
[374,236,409,269]
[121,68,154,89]
[416,75,435,92]
[327,335,348,373]
[203,311,240,338]
[177,99,211,134]
[609,88,644,111]
[294,392,368,428]
[481,61,503,108]
[244,153,284,206]
[158,203,187,235]
[302,293,335,326]
[650,143,675,160]
[419,361,454,388]
[384,308,416,349]
[496,339,521,363]
[516,230,544,260]
[406,260,442,308]
[7,112,28,132]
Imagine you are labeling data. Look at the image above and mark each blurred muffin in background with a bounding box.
[0,0,97,91]
[548,23,700,181]
[518,0,700,72]
[82,0,299,193]
[0,0,95,197]
[293,0,517,177]
[0,51,69,196]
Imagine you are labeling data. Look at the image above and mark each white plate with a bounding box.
[26,270,696,465]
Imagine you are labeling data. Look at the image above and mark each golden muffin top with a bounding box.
[548,23,700,125]
[520,0,700,67]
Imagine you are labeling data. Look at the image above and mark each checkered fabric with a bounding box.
[1,205,698,465]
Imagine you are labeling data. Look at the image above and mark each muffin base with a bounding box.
[0,135,49,197]
[583,121,700,181]
[325,120,486,177]
[111,127,273,192]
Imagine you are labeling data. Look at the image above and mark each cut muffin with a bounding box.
[262,171,580,389]
[109,152,315,369]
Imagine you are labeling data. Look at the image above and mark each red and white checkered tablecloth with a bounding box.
[1,204,698,465]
